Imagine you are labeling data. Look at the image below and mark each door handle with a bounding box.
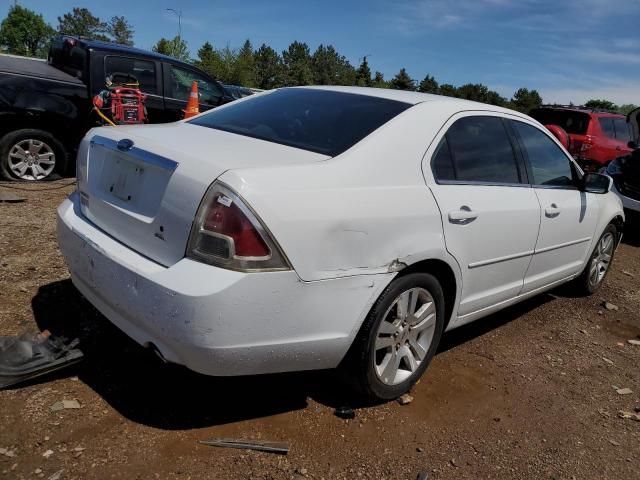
[448,207,478,224]
[616,146,622,151]
[545,203,561,218]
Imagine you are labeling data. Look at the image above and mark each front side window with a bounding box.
[435,116,521,184]
[168,65,223,105]
[613,118,631,142]
[512,121,574,187]
[599,118,616,139]
[104,56,157,94]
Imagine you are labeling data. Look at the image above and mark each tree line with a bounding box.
[0,4,636,115]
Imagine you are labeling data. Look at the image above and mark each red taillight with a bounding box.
[203,195,270,257]
[187,182,290,271]
[581,135,594,152]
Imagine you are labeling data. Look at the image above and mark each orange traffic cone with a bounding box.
[183,81,199,119]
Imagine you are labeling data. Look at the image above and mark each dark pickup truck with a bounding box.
[0,36,234,181]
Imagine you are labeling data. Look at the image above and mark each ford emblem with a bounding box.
[117,138,134,151]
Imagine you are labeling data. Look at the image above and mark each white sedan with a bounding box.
[57,86,624,400]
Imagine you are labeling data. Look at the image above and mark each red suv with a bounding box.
[529,106,633,169]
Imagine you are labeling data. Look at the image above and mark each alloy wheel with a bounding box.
[374,287,437,385]
[8,139,56,181]
[589,232,614,287]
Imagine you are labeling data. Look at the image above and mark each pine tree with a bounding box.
[234,39,256,87]
[107,16,134,46]
[254,44,283,89]
[355,57,372,87]
[282,41,313,86]
[389,68,415,91]
[57,8,108,41]
[418,74,438,94]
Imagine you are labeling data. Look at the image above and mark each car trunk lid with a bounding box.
[77,122,328,267]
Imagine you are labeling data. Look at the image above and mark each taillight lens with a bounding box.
[581,135,594,152]
[187,182,290,271]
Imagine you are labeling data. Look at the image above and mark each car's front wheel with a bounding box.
[347,273,445,401]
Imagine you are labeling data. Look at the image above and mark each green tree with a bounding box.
[234,39,256,87]
[584,99,617,111]
[311,44,355,85]
[372,71,388,88]
[438,84,459,97]
[486,90,507,107]
[282,41,313,86]
[0,5,54,57]
[510,87,542,113]
[57,7,108,41]
[152,36,189,62]
[418,74,438,94]
[254,43,283,89]
[617,104,638,115]
[107,16,133,46]
[355,57,372,87]
[217,44,238,84]
[195,41,223,79]
[457,83,489,102]
[389,68,415,90]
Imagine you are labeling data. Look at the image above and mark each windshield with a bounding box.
[189,88,412,156]
[528,109,591,135]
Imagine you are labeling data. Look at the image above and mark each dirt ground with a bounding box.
[0,179,639,480]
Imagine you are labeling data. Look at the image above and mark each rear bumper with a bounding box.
[57,192,392,376]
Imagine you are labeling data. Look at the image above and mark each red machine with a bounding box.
[93,74,147,125]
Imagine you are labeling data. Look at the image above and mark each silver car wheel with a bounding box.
[374,287,437,386]
[589,232,614,287]
[8,139,56,181]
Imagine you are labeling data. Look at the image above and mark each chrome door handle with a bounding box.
[448,207,478,224]
[545,204,561,218]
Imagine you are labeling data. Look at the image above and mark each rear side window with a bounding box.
[435,116,521,184]
[190,88,412,156]
[528,109,591,135]
[168,65,223,105]
[512,121,574,187]
[105,56,157,94]
[613,118,631,141]
[599,118,616,139]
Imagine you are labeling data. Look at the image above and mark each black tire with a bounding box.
[0,129,67,181]
[571,224,618,296]
[345,272,446,402]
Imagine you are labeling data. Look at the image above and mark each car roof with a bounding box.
[533,106,625,118]
[75,37,193,69]
[292,85,526,117]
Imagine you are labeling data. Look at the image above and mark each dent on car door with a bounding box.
[163,63,223,121]
[427,115,540,319]
[510,120,599,293]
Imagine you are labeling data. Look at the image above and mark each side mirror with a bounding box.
[580,173,611,194]
[628,140,638,149]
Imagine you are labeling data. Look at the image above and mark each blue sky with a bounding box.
[7,0,640,104]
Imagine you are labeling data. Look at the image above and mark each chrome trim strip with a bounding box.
[90,135,178,171]
[468,250,534,269]
[534,237,592,254]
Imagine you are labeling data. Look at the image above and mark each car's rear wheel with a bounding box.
[0,129,66,181]
[572,224,617,295]
[346,273,445,401]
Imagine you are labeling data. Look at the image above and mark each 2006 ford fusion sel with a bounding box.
[58,86,624,400]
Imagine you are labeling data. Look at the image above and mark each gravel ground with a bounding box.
[0,180,639,480]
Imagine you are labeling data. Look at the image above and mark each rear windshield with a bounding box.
[528,109,591,135]
[189,88,412,156]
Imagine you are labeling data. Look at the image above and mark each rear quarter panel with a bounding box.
[219,101,461,284]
